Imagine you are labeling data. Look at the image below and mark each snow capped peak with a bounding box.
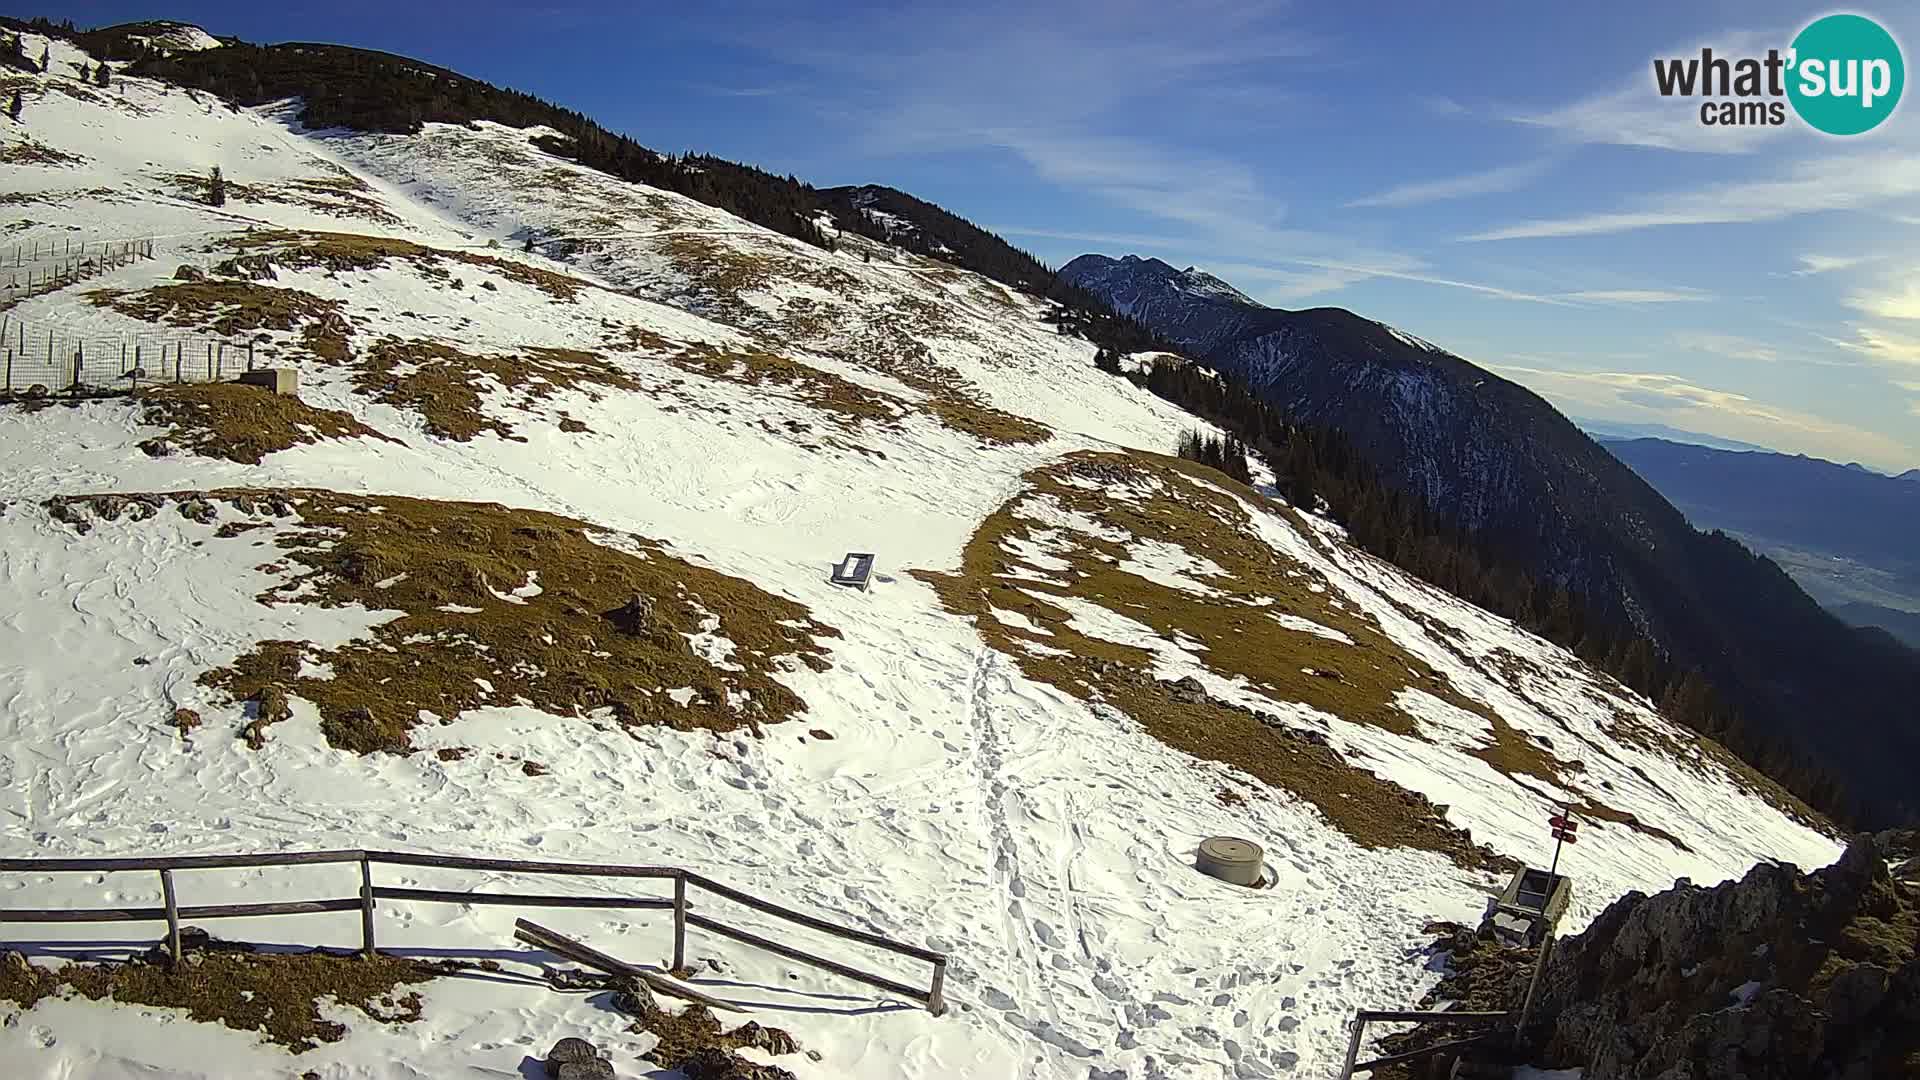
[1064,253,1259,308]
[116,20,224,54]
[1174,264,1258,306]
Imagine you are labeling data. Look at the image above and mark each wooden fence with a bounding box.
[1335,933,1555,1077]
[0,849,949,1015]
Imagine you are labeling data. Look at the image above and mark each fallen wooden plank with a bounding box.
[513,917,745,1013]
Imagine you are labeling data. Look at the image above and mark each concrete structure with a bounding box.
[237,367,298,395]
[1489,867,1572,945]
[1195,836,1265,887]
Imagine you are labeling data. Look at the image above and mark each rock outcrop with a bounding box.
[1523,834,1919,1079]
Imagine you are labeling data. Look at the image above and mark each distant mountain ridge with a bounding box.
[1600,437,1920,571]
[1060,251,1920,826]
[1579,418,1774,454]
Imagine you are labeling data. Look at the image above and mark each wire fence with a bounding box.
[0,312,273,395]
[0,239,156,307]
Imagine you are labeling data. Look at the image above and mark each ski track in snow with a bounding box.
[0,33,1844,1080]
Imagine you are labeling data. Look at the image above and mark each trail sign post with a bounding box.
[1547,808,1579,880]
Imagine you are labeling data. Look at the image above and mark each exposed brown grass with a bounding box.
[27,490,843,754]
[218,229,586,300]
[137,382,399,464]
[663,342,905,436]
[357,337,643,441]
[926,396,1051,446]
[87,282,351,362]
[157,172,399,225]
[0,185,120,209]
[0,944,433,1053]
[918,451,1516,871]
[0,137,86,167]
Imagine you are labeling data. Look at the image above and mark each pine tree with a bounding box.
[38,46,48,74]
[208,165,226,207]
[95,63,110,88]
[7,90,20,122]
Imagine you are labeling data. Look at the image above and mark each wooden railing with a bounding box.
[1336,931,1555,1077]
[0,849,948,1014]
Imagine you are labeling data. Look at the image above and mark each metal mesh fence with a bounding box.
[0,239,155,306]
[1,314,274,394]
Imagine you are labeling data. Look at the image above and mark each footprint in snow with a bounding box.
[981,987,1018,1010]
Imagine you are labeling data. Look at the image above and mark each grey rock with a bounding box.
[545,1037,604,1078]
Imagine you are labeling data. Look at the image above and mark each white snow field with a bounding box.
[0,35,1840,1080]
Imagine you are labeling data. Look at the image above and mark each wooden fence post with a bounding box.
[927,957,947,1015]
[1515,932,1554,1035]
[359,856,376,957]
[5,349,11,394]
[1338,1016,1366,1080]
[672,872,687,972]
[159,869,182,965]
[205,343,212,382]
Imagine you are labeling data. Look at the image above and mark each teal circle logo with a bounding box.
[1787,14,1904,135]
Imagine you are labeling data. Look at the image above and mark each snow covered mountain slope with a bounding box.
[0,33,1841,1080]
[1058,253,1920,832]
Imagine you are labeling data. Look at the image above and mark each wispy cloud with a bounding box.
[1829,324,1920,369]
[1345,160,1553,209]
[1563,288,1710,304]
[1211,257,1577,305]
[1794,253,1878,276]
[1847,280,1920,321]
[1463,151,1920,240]
[1510,28,1790,155]
[1489,363,1918,467]
[689,83,795,98]
[994,224,1191,252]
[1672,331,1779,363]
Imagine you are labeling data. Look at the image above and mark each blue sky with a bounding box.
[60,1,1920,470]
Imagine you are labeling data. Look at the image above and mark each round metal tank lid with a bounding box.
[1196,836,1265,886]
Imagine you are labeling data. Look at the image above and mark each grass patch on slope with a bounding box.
[33,490,844,753]
[219,229,587,300]
[0,944,433,1053]
[358,337,643,441]
[87,281,350,362]
[919,451,1517,871]
[0,137,86,167]
[137,382,400,463]
[642,231,1053,448]
[156,171,401,225]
